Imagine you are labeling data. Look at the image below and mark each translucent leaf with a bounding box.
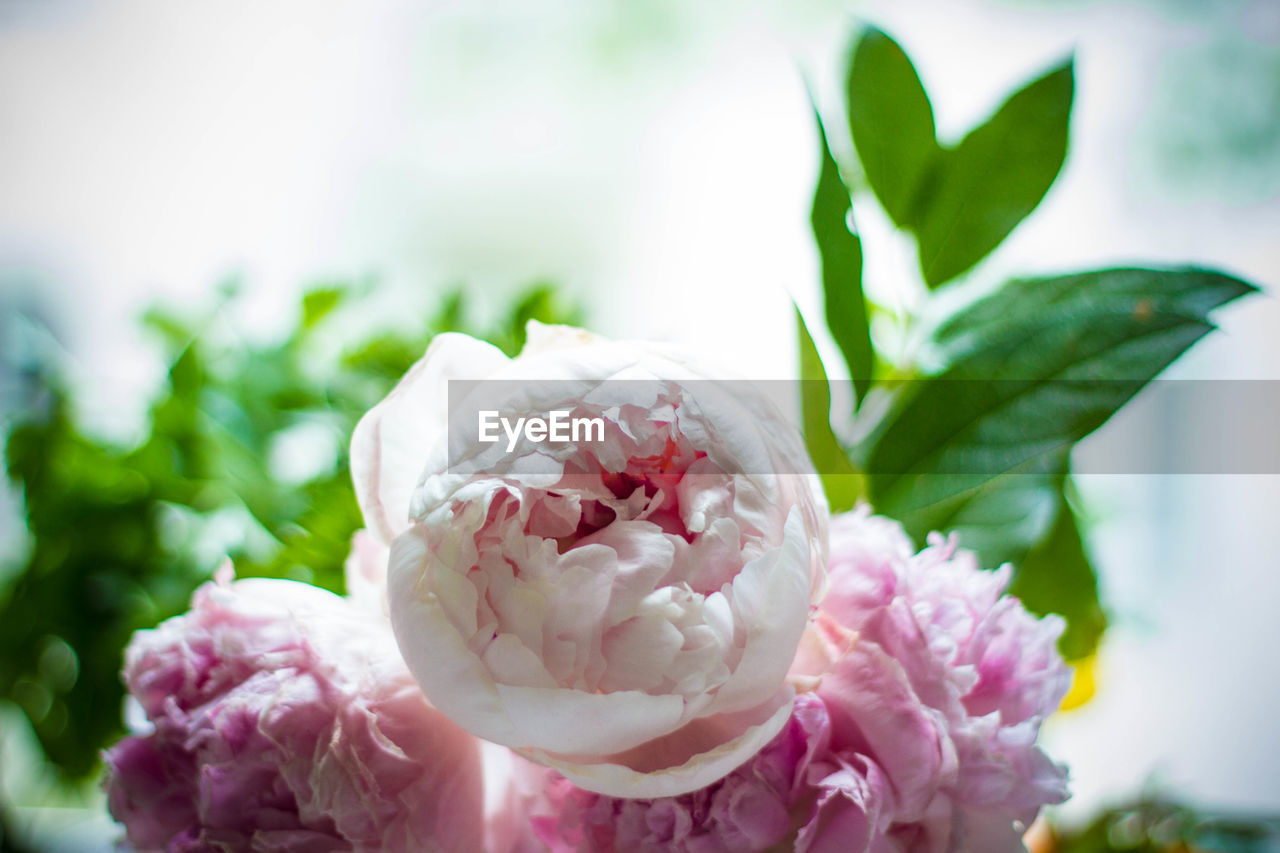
[797,308,866,512]
[811,109,872,404]
[846,27,939,229]
[916,61,1074,287]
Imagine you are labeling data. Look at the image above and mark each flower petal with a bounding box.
[387,531,523,746]
[495,684,686,756]
[707,508,812,715]
[530,687,794,798]
[351,333,509,543]
[817,641,956,821]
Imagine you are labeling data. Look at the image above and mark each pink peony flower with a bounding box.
[796,507,1072,852]
[492,693,833,853]
[352,323,828,797]
[103,570,484,853]
[494,507,1069,852]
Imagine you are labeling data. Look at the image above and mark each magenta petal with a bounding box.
[104,577,485,852]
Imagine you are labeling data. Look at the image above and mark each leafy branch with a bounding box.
[0,282,579,779]
[799,24,1257,662]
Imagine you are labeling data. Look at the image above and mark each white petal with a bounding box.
[482,634,558,689]
[520,321,608,355]
[599,613,683,692]
[709,507,812,714]
[573,521,674,625]
[388,529,522,746]
[494,684,685,755]
[490,585,547,662]
[351,333,508,544]
[530,687,794,798]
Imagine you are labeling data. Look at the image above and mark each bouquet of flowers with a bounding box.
[102,323,1072,852]
[5,24,1260,853]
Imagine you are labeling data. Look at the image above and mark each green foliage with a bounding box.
[803,23,1260,661]
[3,392,199,778]
[846,28,937,230]
[810,110,872,405]
[1051,796,1280,853]
[1,281,579,780]
[863,267,1256,533]
[492,283,581,357]
[847,27,1073,288]
[914,61,1073,287]
[858,268,1251,655]
[796,308,866,513]
[1009,483,1106,661]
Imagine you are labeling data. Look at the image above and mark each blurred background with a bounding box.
[1,0,1277,849]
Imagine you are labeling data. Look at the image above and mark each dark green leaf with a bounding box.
[2,281,581,781]
[916,60,1074,287]
[904,466,1062,569]
[846,27,939,228]
[811,110,873,404]
[2,390,199,777]
[797,308,865,512]
[864,266,1256,535]
[889,468,1105,660]
[1010,485,1106,660]
[844,29,1073,287]
[934,266,1256,356]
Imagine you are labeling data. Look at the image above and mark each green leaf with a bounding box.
[860,265,1250,660]
[2,281,583,781]
[933,266,1256,356]
[811,110,872,403]
[301,287,345,329]
[141,306,195,351]
[493,283,583,356]
[895,469,1105,660]
[864,266,1256,533]
[846,27,939,229]
[2,389,201,778]
[1050,795,1280,853]
[905,467,1062,569]
[1010,484,1106,660]
[797,308,866,512]
[915,60,1074,287]
[844,27,1074,288]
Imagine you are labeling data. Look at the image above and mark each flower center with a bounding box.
[439,401,755,698]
